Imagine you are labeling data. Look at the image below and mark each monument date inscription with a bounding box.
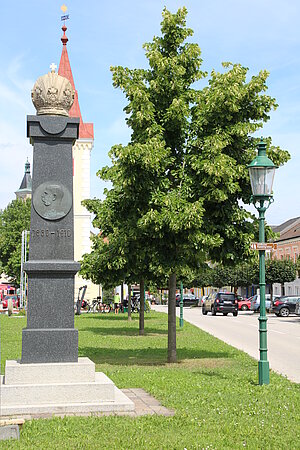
[31,229,72,238]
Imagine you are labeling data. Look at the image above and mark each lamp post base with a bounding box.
[258,360,270,385]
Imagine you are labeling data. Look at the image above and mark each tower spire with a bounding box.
[58,24,75,88]
[58,22,93,139]
[15,159,32,200]
[61,24,68,46]
[25,158,30,174]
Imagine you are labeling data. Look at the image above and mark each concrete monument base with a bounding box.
[0,358,134,416]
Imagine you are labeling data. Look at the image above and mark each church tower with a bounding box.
[58,24,99,301]
[15,159,32,200]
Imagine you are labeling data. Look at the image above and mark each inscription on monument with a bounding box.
[31,229,72,238]
[33,182,72,221]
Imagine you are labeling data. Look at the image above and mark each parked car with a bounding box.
[250,294,273,312]
[238,298,251,311]
[198,295,208,307]
[175,293,199,307]
[202,292,238,316]
[2,295,19,309]
[272,296,300,317]
[295,302,300,316]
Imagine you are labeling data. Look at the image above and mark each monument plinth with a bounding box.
[0,66,134,416]
[22,114,80,364]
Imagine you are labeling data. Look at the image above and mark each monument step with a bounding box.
[0,372,116,407]
[0,388,134,416]
[5,358,95,385]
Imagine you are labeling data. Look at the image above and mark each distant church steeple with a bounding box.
[15,159,32,200]
[56,19,98,302]
[58,24,94,139]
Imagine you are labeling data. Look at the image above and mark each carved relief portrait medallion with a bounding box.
[33,182,72,221]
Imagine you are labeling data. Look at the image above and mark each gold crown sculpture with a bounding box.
[31,63,74,116]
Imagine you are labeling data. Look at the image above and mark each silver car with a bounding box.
[250,294,277,312]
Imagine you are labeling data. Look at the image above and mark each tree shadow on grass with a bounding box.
[78,313,158,321]
[79,346,231,366]
[79,326,167,336]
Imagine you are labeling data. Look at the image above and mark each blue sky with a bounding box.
[0,0,299,225]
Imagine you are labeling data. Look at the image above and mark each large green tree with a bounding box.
[266,258,296,298]
[0,198,31,284]
[82,7,290,362]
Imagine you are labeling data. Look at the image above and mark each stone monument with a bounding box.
[0,65,134,416]
[22,63,79,364]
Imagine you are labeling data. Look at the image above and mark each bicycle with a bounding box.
[91,299,112,313]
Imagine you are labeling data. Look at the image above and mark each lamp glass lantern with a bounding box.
[248,139,278,199]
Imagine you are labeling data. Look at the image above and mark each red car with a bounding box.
[238,298,251,311]
[2,295,19,309]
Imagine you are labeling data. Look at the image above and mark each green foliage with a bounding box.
[192,264,214,288]
[0,313,299,449]
[0,198,31,284]
[199,258,296,292]
[188,62,290,264]
[212,261,259,288]
[296,256,300,274]
[102,286,114,304]
[234,261,259,287]
[81,7,290,292]
[266,258,297,285]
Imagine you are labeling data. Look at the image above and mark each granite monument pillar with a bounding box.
[22,115,80,363]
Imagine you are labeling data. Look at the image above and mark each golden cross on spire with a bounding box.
[61,4,68,13]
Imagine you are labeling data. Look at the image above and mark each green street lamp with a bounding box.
[180,281,184,328]
[248,138,278,385]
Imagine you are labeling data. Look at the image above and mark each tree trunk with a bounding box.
[139,279,145,335]
[270,283,273,304]
[128,284,132,321]
[168,272,177,363]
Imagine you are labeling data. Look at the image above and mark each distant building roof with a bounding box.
[271,217,300,234]
[272,217,300,242]
[58,25,94,140]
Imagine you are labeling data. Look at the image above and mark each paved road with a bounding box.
[153,305,300,383]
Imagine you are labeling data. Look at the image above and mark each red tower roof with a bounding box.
[58,25,94,139]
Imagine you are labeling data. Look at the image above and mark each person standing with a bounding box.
[114,292,120,314]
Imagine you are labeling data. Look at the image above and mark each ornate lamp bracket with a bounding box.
[251,195,274,213]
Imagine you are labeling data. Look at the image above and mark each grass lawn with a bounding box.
[0,311,299,449]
